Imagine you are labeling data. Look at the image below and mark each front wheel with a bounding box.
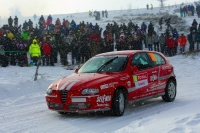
[162,79,176,102]
[111,89,125,116]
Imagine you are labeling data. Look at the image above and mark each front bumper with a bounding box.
[45,92,111,112]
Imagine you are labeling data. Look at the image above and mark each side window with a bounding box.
[131,53,152,70]
[148,53,166,66]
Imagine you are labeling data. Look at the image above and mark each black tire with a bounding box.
[162,79,176,102]
[111,89,125,116]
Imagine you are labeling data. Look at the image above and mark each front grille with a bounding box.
[60,90,68,104]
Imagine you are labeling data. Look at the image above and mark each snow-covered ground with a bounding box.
[1,4,200,133]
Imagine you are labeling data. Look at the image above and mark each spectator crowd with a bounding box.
[0,6,200,67]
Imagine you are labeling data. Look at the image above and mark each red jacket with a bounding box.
[42,43,51,55]
[166,37,174,49]
[46,18,52,25]
[178,36,187,46]
[173,39,178,47]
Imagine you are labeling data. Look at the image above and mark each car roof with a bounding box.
[95,50,162,56]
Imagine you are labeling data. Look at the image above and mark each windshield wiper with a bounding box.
[97,56,118,72]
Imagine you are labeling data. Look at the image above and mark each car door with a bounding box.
[128,52,155,100]
[147,52,166,95]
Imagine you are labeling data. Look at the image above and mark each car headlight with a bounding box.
[46,88,53,95]
[82,88,99,95]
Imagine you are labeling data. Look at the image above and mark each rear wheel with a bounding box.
[162,79,176,102]
[111,89,125,116]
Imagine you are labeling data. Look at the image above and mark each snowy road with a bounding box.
[1,54,200,133]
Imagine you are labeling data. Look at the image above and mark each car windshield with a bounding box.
[78,55,128,73]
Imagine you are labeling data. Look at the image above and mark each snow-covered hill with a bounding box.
[1,4,200,133]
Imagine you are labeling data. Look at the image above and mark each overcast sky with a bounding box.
[0,0,195,18]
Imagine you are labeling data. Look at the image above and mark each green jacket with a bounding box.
[21,31,30,41]
[29,39,41,57]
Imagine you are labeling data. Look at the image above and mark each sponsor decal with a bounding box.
[162,65,171,70]
[96,95,111,103]
[97,104,109,107]
[100,84,109,89]
[133,75,138,82]
[149,83,158,89]
[150,74,157,81]
[120,75,129,80]
[135,80,148,88]
[100,82,118,89]
[127,81,131,87]
[133,73,148,89]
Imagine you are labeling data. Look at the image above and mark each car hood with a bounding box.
[50,73,116,91]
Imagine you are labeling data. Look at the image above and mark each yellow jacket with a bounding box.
[7,32,14,40]
[29,39,41,57]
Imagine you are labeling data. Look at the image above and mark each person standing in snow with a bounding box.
[159,33,166,54]
[105,10,108,18]
[196,29,200,50]
[166,35,174,56]
[150,4,153,10]
[8,16,13,27]
[178,34,187,54]
[29,39,41,65]
[41,40,51,66]
[152,31,159,51]
[146,4,149,10]
[187,30,196,52]
[159,17,163,29]
[14,16,18,27]
[141,22,147,33]
[146,33,153,51]
[102,10,104,17]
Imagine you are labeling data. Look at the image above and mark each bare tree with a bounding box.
[158,0,167,8]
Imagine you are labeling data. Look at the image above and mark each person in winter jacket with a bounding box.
[29,39,41,64]
[141,22,147,33]
[20,30,30,41]
[7,31,14,40]
[196,29,200,50]
[152,32,159,51]
[178,34,187,54]
[173,38,178,54]
[14,16,18,27]
[159,33,166,54]
[146,33,153,51]
[159,17,163,29]
[192,19,198,31]
[172,28,179,40]
[42,40,51,66]
[187,30,196,52]
[0,45,9,67]
[8,16,13,27]
[166,35,174,56]
[16,40,28,67]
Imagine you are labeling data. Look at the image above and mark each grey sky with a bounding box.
[0,0,195,18]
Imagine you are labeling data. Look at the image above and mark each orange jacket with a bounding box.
[178,36,187,46]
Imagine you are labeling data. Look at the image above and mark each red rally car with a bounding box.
[45,50,177,116]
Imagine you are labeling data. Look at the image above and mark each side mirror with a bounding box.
[74,68,79,73]
[129,66,139,74]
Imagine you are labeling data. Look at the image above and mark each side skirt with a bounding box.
[128,92,165,104]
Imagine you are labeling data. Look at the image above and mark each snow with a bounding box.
[1,4,200,133]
